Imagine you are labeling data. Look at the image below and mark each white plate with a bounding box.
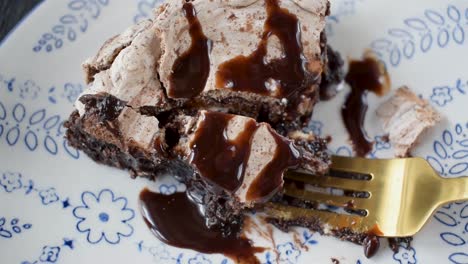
[0,0,467,263]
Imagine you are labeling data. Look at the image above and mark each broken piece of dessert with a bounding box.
[65,0,344,262]
[377,86,441,157]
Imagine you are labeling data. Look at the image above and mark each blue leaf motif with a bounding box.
[12,104,26,123]
[458,139,468,148]
[0,229,12,238]
[6,127,20,146]
[449,252,468,264]
[388,28,413,39]
[68,29,77,41]
[0,101,6,120]
[43,115,61,130]
[403,41,415,59]
[404,18,428,30]
[55,39,63,49]
[434,141,448,159]
[437,29,450,47]
[425,10,445,25]
[449,163,468,175]
[443,130,453,146]
[69,0,86,10]
[52,25,65,34]
[389,47,401,66]
[434,211,457,226]
[420,34,433,52]
[452,25,464,44]
[29,109,46,125]
[0,124,3,137]
[447,5,461,22]
[44,136,58,155]
[371,39,392,50]
[24,131,38,151]
[60,14,78,24]
[461,204,468,218]
[452,150,468,159]
[63,140,80,159]
[440,232,466,246]
[455,124,463,135]
[42,33,53,40]
[427,156,444,174]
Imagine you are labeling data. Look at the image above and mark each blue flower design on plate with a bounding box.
[39,246,61,263]
[0,217,32,238]
[307,120,323,136]
[0,172,22,192]
[73,189,135,244]
[430,78,467,107]
[188,254,211,264]
[430,86,453,107]
[39,188,60,205]
[426,123,468,177]
[33,0,110,53]
[433,202,468,264]
[370,4,466,68]
[374,135,391,150]
[19,80,41,100]
[393,246,417,264]
[277,242,301,264]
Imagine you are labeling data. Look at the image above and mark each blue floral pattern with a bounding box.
[39,246,61,263]
[277,242,301,264]
[327,0,365,37]
[0,171,68,207]
[370,4,467,68]
[430,78,467,107]
[393,246,417,264]
[73,189,135,244]
[33,0,110,53]
[0,75,84,159]
[0,217,32,239]
[426,122,468,177]
[0,172,22,192]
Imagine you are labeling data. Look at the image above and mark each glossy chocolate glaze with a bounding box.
[140,189,263,263]
[189,112,300,201]
[169,2,212,98]
[342,56,389,156]
[216,0,318,100]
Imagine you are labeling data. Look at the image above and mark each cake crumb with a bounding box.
[376,86,440,157]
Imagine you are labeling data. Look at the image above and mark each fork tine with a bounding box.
[331,155,374,175]
[285,171,369,191]
[284,183,370,210]
[264,203,367,232]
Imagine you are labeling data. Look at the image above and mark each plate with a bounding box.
[0,0,467,263]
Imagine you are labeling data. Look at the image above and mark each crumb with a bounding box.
[376,86,440,157]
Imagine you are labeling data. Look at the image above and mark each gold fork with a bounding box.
[265,155,468,237]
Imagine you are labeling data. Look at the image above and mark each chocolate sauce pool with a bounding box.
[342,56,390,156]
[139,189,263,263]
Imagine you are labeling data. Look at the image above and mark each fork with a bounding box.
[265,155,468,237]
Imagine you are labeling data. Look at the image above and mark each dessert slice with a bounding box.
[66,92,329,233]
[78,0,332,129]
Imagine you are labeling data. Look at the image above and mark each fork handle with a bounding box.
[440,176,468,204]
